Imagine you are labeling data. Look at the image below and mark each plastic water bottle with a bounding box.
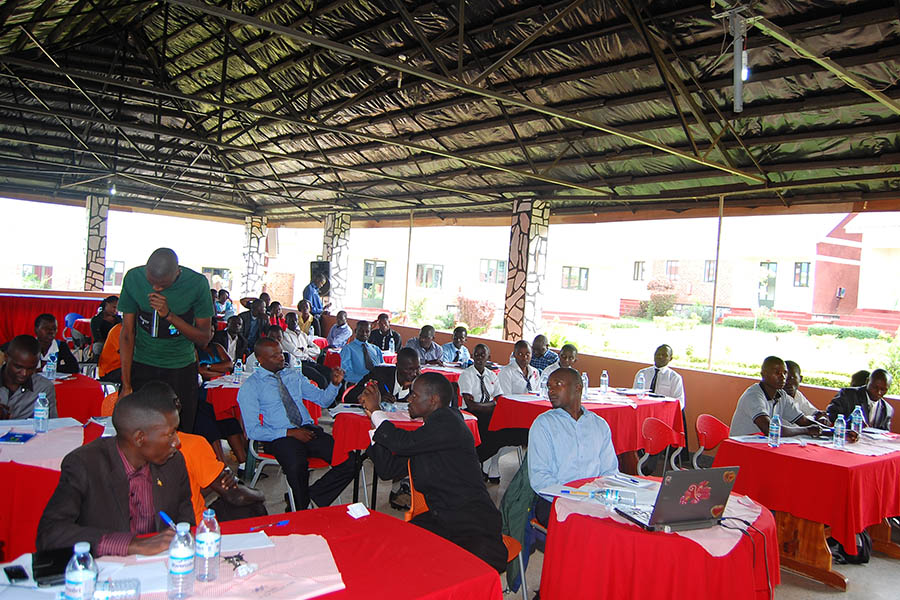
[833,414,847,449]
[539,371,550,398]
[167,522,194,599]
[636,372,646,398]
[64,542,98,600]
[581,372,590,399]
[33,392,49,433]
[195,508,220,582]
[232,359,243,384]
[599,370,609,393]
[850,405,864,436]
[388,336,395,352]
[93,579,141,600]
[594,488,637,507]
[44,353,58,380]
[767,413,782,447]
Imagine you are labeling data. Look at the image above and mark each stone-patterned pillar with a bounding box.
[83,194,109,291]
[503,199,549,341]
[322,212,350,309]
[241,216,267,297]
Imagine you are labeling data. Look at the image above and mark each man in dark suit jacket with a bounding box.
[37,388,193,556]
[213,315,247,362]
[238,299,268,354]
[344,347,420,404]
[827,368,894,430]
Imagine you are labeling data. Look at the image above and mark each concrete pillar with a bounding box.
[83,194,109,291]
[503,199,549,341]
[322,212,350,309]
[241,215,267,297]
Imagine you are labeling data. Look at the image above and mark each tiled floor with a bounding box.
[226,417,900,599]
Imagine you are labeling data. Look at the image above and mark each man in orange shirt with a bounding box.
[98,323,122,383]
[142,381,265,522]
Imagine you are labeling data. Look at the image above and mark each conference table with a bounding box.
[323,348,397,369]
[0,418,83,562]
[490,390,683,472]
[52,373,104,424]
[714,437,900,590]
[540,476,779,600]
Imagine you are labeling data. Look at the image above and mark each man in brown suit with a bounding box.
[36,387,193,556]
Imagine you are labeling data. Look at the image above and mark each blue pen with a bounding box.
[159,511,176,530]
[249,519,289,532]
[382,383,391,395]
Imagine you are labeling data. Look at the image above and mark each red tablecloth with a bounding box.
[54,373,104,424]
[215,320,227,330]
[221,505,502,599]
[539,477,779,600]
[0,293,101,342]
[72,317,92,339]
[312,336,328,350]
[206,385,321,424]
[0,462,61,562]
[490,396,683,453]
[714,439,900,553]
[331,411,481,466]
[324,348,398,370]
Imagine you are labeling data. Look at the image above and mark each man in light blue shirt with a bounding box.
[326,310,352,349]
[406,325,443,365]
[441,326,472,366]
[237,339,353,510]
[341,320,383,384]
[529,367,619,526]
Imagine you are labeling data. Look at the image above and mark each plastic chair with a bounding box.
[63,313,83,329]
[638,417,684,474]
[100,390,119,417]
[248,441,333,511]
[405,462,527,599]
[692,414,730,469]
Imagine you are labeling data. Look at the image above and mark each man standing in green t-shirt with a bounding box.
[118,248,214,432]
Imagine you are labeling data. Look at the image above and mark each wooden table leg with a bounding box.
[618,451,638,475]
[869,519,900,559]
[775,511,848,591]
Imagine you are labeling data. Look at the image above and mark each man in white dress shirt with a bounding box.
[633,344,686,471]
[498,340,541,396]
[459,343,528,483]
[540,344,578,380]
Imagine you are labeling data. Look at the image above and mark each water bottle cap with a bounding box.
[176,522,190,534]
[38,392,46,399]
[203,508,216,519]
[74,541,90,554]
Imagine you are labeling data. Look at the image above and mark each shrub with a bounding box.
[611,320,639,329]
[407,297,427,325]
[436,311,456,330]
[469,326,487,336]
[652,314,701,331]
[641,277,677,318]
[721,316,796,333]
[807,325,882,340]
[456,296,495,330]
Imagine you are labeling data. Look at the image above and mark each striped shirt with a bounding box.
[98,444,156,556]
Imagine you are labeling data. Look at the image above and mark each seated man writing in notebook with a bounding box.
[37,388,193,556]
[529,367,619,527]
[360,372,508,572]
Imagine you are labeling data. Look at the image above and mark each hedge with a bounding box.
[806,325,882,339]
[721,316,796,333]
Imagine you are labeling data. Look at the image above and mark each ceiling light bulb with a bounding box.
[741,49,749,82]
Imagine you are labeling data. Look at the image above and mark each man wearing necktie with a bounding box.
[441,326,472,366]
[827,368,894,431]
[633,344,687,471]
[237,339,354,510]
[498,340,541,396]
[340,320,383,385]
[460,344,528,483]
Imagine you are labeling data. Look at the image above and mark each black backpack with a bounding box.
[834,530,872,564]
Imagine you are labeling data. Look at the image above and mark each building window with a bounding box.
[202,267,232,290]
[479,259,507,284]
[665,260,679,281]
[104,261,125,287]
[22,264,53,289]
[794,262,810,287]
[562,266,589,291]
[703,260,716,283]
[633,261,645,281]
[416,264,443,289]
